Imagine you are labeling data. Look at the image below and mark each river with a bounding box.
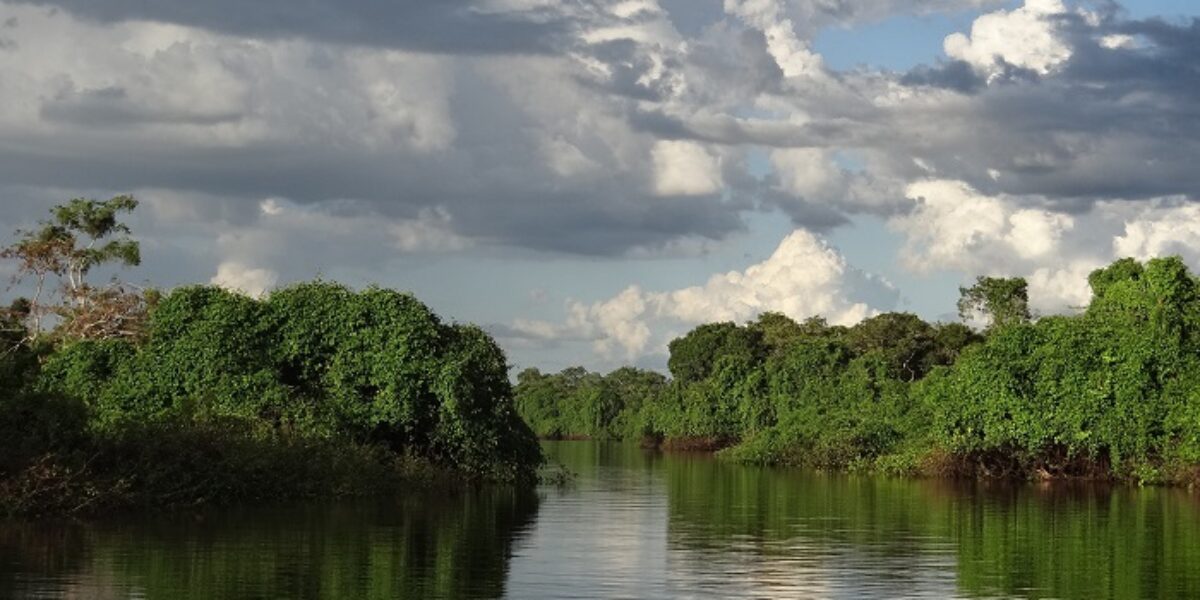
[2,441,1199,599]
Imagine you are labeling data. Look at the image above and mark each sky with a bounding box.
[1,0,1199,373]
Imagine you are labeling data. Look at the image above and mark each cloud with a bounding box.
[723,0,824,79]
[890,178,1109,314]
[770,148,844,200]
[1114,204,1200,265]
[651,140,724,196]
[893,179,1076,274]
[389,207,472,253]
[889,4,1200,205]
[511,229,897,361]
[211,261,278,297]
[1027,261,1097,314]
[0,3,755,256]
[6,0,577,55]
[944,0,1071,80]
[4,0,1197,262]
[4,0,1200,371]
[890,178,1200,315]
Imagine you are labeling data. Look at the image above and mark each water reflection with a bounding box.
[650,445,1200,599]
[3,443,1199,599]
[0,486,539,599]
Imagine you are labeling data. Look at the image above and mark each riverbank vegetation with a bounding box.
[517,257,1200,485]
[0,197,541,516]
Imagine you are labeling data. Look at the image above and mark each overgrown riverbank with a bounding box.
[0,198,543,517]
[518,257,1200,487]
[0,282,545,517]
[0,420,455,517]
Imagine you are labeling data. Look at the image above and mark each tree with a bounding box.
[667,322,764,384]
[930,322,983,365]
[749,312,804,354]
[0,299,37,388]
[2,196,144,342]
[845,312,937,381]
[957,276,1031,331]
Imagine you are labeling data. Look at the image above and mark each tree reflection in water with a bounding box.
[0,485,539,600]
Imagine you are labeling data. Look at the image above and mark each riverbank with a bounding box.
[0,281,546,518]
[628,436,1200,487]
[516,258,1200,489]
[0,419,512,518]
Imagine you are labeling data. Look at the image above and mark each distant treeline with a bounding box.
[517,257,1200,484]
[0,197,541,515]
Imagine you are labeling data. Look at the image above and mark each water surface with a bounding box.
[3,442,1199,599]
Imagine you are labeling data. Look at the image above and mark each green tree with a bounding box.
[1,196,144,341]
[667,322,764,383]
[930,322,982,366]
[845,312,937,381]
[0,300,37,390]
[749,312,804,354]
[957,276,1031,330]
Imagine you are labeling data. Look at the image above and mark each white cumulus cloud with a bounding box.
[1114,204,1200,265]
[893,178,1075,273]
[512,229,897,361]
[651,140,724,196]
[944,0,1071,80]
[211,261,278,297]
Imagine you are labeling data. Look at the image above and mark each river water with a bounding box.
[2,441,1199,599]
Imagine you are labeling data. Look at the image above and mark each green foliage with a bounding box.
[667,322,764,383]
[930,322,982,365]
[0,305,38,391]
[521,257,1200,483]
[2,195,141,290]
[0,417,456,517]
[1,200,542,513]
[2,196,146,343]
[927,256,1200,479]
[515,366,667,441]
[19,282,543,503]
[845,312,938,381]
[958,276,1032,330]
[47,195,142,271]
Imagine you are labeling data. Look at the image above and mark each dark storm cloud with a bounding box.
[0,137,744,256]
[757,187,850,230]
[6,0,577,54]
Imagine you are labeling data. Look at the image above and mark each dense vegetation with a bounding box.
[515,367,668,441]
[0,198,541,515]
[518,258,1200,484]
